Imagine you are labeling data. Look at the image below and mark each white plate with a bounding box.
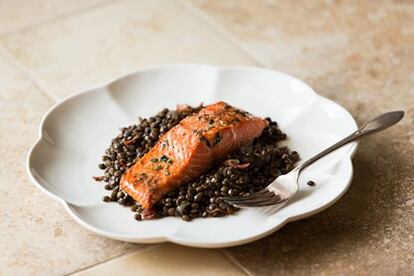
[27,64,358,248]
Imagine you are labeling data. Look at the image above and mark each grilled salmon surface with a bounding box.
[120,102,267,209]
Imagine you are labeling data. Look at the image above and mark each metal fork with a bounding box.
[223,111,404,208]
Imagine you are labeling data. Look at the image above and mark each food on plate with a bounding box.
[94,101,299,221]
[121,102,268,210]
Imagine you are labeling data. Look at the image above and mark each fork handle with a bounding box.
[295,111,404,174]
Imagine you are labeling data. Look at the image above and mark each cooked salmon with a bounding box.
[120,102,267,209]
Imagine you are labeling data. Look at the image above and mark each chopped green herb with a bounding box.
[234,109,248,117]
[167,158,173,164]
[138,173,148,180]
[214,132,222,146]
[154,165,162,170]
[160,155,169,162]
[161,139,169,148]
[200,136,211,147]
[150,157,159,163]
[193,129,202,136]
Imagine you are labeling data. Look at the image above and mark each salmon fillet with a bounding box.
[120,102,267,209]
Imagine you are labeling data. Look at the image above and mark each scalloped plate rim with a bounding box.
[26,63,358,248]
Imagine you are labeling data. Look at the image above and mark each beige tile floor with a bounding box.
[0,0,413,275]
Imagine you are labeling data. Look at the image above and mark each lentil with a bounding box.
[94,106,299,222]
[102,196,111,202]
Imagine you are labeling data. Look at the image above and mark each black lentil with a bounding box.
[94,105,299,222]
[177,201,191,215]
[307,180,316,187]
[102,195,111,202]
[182,215,191,221]
[167,208,176,216]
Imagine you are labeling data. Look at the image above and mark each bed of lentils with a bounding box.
[94,105,299,221]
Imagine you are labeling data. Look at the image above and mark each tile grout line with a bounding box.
[177,0,267,68]
[0,44,59,102]
[175,2,260,274]
[0,0,129,103]
[69,244,253,276]
[220,249,255,276]
[66,244,161,275]
[1,2,267,274]
[0,0,119,38]
[173,2,263,275]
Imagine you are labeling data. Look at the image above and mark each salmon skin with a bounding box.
[120,102,268,209]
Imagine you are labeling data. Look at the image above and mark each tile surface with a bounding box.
[1,0,256,99]
[186,0,414,275]
[0,52,140,275]
[74,244,246,276]
[1,0,413,275]
[0,0,256,274]
[0,0,111,35]
[186,0,414,79]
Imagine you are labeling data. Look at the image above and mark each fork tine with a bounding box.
[226,196,278,205]
[231,195,286,208]
[226,193,280,205]
[222,189,271,202]
[223,189,272,202]
[223,191,275,204]
[245,198,287,207]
